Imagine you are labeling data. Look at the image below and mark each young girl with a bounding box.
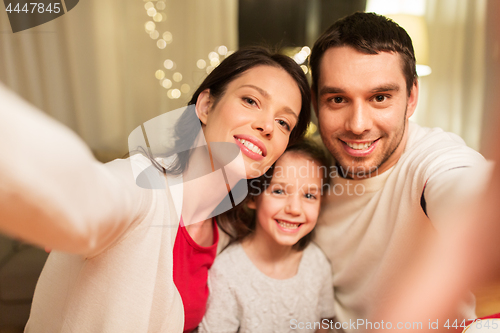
[200,140,335,333]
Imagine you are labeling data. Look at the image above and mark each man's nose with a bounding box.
[345,100,373,135]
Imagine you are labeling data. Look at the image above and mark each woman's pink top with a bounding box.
[172,217,219,333]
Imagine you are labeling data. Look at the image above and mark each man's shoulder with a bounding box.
[405,122,484,164]
[396,122,485,186]
[407,122,468,149]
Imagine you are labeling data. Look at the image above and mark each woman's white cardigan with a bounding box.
[0,85,184,332]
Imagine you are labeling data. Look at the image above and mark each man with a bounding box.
[310,12,490,330]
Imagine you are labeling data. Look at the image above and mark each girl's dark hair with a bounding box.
[160,46,311,175]
[218,139,331,251]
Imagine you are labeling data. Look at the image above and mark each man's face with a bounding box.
[314,46,418,179]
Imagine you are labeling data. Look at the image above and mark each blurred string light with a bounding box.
[196,45,234,75]
[143,3,232,100]
[284,46,311,75]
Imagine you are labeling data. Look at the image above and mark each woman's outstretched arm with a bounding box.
[0,83,147,256]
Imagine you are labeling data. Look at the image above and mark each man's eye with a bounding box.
[276,119,290,131]
[374,95,387,102]
[333,97,344,103]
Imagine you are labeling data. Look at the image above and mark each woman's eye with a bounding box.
[276,119,290,131]
[243,97,257,106]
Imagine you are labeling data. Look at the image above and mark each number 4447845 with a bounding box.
[444,319,499,330]
[5,3,61,14]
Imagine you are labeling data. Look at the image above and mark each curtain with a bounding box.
[412,0,487,150]
[0,0,238,162]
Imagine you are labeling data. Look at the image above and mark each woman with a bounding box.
[0,47,311,332]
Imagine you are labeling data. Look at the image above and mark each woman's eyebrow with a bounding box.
[282,107,299,122]
[240,84,299,121]
[240,84,269,98]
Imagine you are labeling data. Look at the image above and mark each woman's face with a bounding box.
[196,65,302,179]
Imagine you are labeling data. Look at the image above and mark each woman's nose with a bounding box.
[252,113,274,138]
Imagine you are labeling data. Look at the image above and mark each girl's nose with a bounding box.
[284,195,302,216]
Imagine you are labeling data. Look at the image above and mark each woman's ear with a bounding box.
[246,196,257,210]
[195,89,211,125]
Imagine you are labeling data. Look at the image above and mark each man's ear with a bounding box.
[195,89,212,125]
[311,88,319,118]
[406,80,419,119]
[246,196,257,210]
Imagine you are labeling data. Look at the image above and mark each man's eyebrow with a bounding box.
[370,84,400,93]
[240,84,269,98]
[318,84,401,96]
[318,86,345,96]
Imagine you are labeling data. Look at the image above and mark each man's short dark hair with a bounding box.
[310,12,418,97]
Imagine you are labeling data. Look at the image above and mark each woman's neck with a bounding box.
[180,145,229,226]
[241,227,303,280]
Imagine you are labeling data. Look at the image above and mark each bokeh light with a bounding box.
[157,39,167,49]
[181,84,190,93]
[153,13,163,22]
[162,79,172,89]
[147,7,157,17]
[197,59,206,69]
[208,52,219,61]
[172,72,182,82]
[156,1,166,10]
[155,70,165,80]
[210,58,220,67]
[149,30,159,39]
[145,21,155,33]
[163,31,173,44]
[164,59,174,70]
[217,45,228,55]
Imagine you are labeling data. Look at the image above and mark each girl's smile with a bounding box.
[248,152,324,247]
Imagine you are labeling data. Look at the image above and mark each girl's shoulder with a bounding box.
[300,242,333,274]
[211,243,245,270]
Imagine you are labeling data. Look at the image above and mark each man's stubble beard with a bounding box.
[320,107,408,180]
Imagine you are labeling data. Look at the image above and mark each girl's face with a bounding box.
[248,152,323,247]
[196,65,302,179]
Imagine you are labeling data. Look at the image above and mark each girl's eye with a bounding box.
[243,97,257,106]
[304,193,317,200]
[272,189,284,195]
[276,119,290,131]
